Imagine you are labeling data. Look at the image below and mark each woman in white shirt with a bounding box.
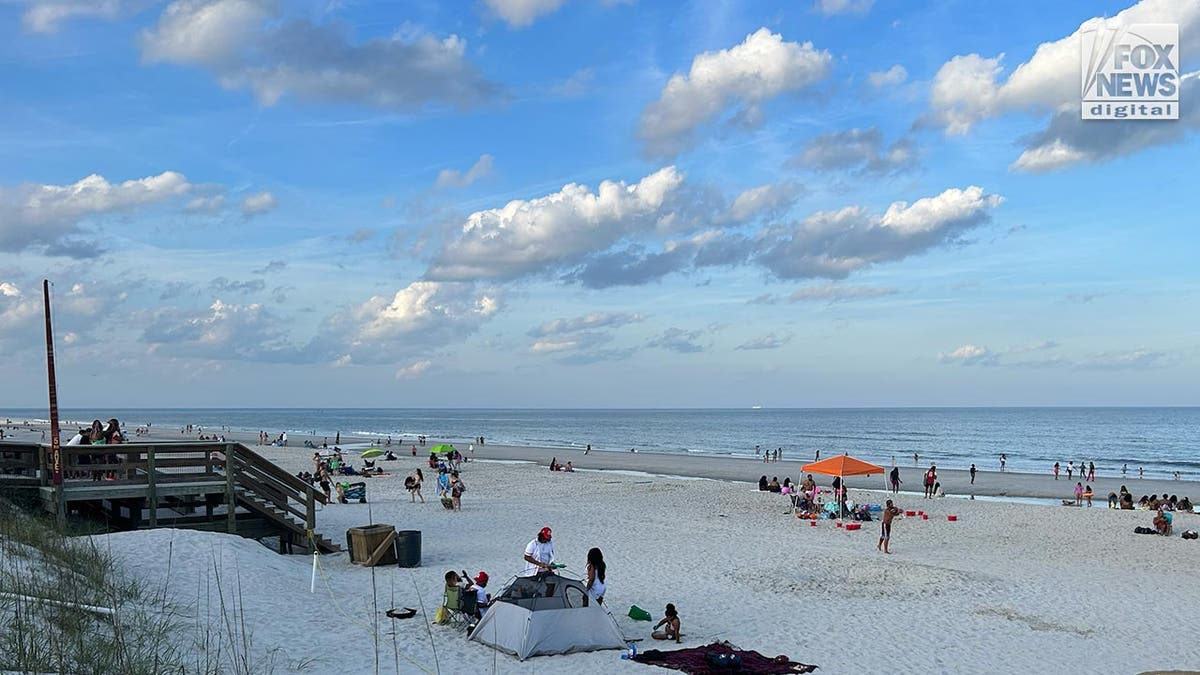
[585,547,607,604]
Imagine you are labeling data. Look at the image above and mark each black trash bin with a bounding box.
[395,530,421,567]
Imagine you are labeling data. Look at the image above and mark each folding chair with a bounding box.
[442,586,477,629]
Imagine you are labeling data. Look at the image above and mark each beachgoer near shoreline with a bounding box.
[1139,467,1144,479]
[585,444,591,454]
[970,464,976,484]
[758,475,768,491]
[523,527,555,576]
[1074,482,1083,506]
[913,453,919,465]
[652,604,681,643]
[1000,453,1006,471]
[889,467,901,494]
[815,449,821,461]
[1084,485,1093,507]
[768,477,781,493]
[923,465,937,499]
[1054,462,1060,480]
[1088,462,1096,481]
[1123,463,1128,478]
[878,499,901,554]
[585,548,606,605]
[550,457,559,471]
[1066,462,1073,480]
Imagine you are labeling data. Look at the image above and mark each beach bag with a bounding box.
[434,606,449,624]
[1182,530,1198,540]
[1134,526,1156,535]
[628,605,653,621]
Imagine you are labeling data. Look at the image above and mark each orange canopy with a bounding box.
[801,453,884,477]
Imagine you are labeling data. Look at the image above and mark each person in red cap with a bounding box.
[466,571,490,616]
[523,527,555,576]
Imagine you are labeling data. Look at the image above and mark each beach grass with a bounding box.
[0,493,304,674]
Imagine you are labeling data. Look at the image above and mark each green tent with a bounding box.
[430,444,456,454]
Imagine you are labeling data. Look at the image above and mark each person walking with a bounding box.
[878,499,901,554]
[1066,462,1073,480]
[969,464,977,484]
[889,466,901,494]
[1087,462,1095,482]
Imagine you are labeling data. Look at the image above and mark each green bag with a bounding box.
[628,605,653,622]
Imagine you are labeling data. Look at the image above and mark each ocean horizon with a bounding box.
[4,406,1197,480]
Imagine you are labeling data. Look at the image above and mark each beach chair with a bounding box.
[441,587,475,629]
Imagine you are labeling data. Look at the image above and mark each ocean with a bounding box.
[2,407,1197,479]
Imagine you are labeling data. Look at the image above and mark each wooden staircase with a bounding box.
[0,440,340,554]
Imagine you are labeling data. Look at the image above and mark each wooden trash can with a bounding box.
[347,524,397,566]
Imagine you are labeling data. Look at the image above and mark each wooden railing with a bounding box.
[0,441,325,537]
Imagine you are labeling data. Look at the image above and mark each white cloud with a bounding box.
[639,28,833,158]
[528,311,644,337]
[0,171,191,256]
[867,64,907,87]
[758,186,1003,280]
[923,0,1200,168]
[185,194,226,212]
[240,191,276,215]
[141,0,499,110]
[724,182,802,222]
[18,0,132,33]
[141,299,299,362]
[427,166,688,281]
[434,154,495,189]
[814,0,873,15]
[0,282,21,297]
[938,344,995,365]
[483,0,565,27]
[315,281,500,364]
[795,127,916,174]
[395,360,432,380]
[530,331,612,354]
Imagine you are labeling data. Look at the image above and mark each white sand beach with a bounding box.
[83,446,1200,674]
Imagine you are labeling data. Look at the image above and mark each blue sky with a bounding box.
[0,0,1197,408]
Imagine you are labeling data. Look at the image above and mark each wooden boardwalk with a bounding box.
[0,441,339,553]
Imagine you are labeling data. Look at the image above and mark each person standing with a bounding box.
[913,453,919,465]
[585,548,607,605]
[1054,462,1060,480]
[923,465,937,499]
[1088,462,1095,482]
[1066,462,1073,480]
[523,527,555,576]
[1074,481,1083,506]
[969,464,977,484]
[878,499,901,554]
[1123,463,1128,478]
[406,468,424,503]
[1000,454,1006,471]
[1139,466,1144,479]
[889,466,901,494]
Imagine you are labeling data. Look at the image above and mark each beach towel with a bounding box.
[633,641,817,674]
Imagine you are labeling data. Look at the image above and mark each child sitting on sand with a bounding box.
[652,604,681,643]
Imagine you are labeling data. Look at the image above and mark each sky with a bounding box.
[0,0,1197,408]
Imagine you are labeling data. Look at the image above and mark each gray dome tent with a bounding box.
[468,572,627,660]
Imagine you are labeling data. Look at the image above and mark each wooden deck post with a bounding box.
[38,445,48,487]
[225,444,237,534]
[306,485,316,535]
[146,446,157,528]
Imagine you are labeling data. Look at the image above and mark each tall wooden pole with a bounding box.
[43,280,62,487]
